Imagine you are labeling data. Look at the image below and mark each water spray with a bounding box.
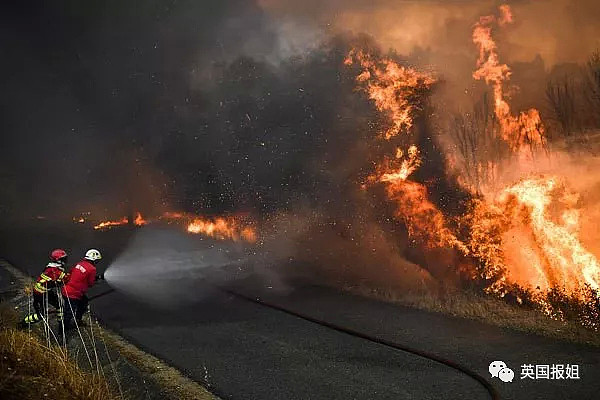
[100,227,248,307]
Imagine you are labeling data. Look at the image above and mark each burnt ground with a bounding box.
[1,222,599,400]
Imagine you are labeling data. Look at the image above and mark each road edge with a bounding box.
[0,258,220,400]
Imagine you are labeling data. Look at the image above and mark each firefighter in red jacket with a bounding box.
[61,249,104,332]
[20,249,69,327]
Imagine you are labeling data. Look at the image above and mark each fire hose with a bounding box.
[216,285,501,400]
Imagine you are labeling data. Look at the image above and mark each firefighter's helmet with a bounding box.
[50,249,68,262]
[84,249,102,261]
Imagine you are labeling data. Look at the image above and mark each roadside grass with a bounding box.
[344,285,600,347]
[0,258,218,400]
[0,303,118,400]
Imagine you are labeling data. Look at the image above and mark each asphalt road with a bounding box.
[1,222,599,400]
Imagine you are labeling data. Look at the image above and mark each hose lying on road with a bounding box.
[217,286,501,400]
[87,281,499,399]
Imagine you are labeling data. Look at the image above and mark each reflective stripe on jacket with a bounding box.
[33,262,67,294]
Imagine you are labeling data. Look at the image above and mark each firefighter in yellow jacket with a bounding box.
[20,249,69,327]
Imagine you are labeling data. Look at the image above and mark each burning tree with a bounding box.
[448,92,508,194]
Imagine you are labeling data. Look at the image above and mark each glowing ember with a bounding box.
[472,4,545,153]
[187,217,257,242]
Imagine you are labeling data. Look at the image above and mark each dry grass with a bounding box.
[97,326,217,400]
[0,304,118,400]
[345,285,600,347]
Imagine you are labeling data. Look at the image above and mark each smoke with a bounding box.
[258,0,600,111]
[259,0,600,65]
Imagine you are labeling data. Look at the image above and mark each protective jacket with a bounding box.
[33,262,67,294]
[62,260,97,300]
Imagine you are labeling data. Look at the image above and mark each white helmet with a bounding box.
[84,249,102,261]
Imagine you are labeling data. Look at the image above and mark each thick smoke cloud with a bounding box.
[259,0,600,113]
[259,0,600,66]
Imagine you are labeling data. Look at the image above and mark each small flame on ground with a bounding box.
[93,212,147,230]
[187,217,257,243]
[94,217,129,230]
[91,210,257,242]
[133,212,147,226]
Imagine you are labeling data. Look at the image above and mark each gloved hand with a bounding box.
[95,272,105,281]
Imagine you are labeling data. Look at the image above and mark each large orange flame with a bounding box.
[347,51,466,253]
[492,178,599,295]
[464,7,600,308]
[347,6,599,321]
[345,50,435,139]
[472,4,545,153]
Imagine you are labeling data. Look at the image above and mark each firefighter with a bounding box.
[60,249,104,333]
[20,249,69,327]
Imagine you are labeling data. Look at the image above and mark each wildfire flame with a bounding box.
[345,49,435,139]
[133,212,147,226]
[93,217,129,230]
[460,5,600,312]
[472,4,545,153]
[472,178,600,297]
[93,212,147,230]
[347,51,467,253]
[347,5,599,323]
[187,216,257,243]
[92,210,257,242]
